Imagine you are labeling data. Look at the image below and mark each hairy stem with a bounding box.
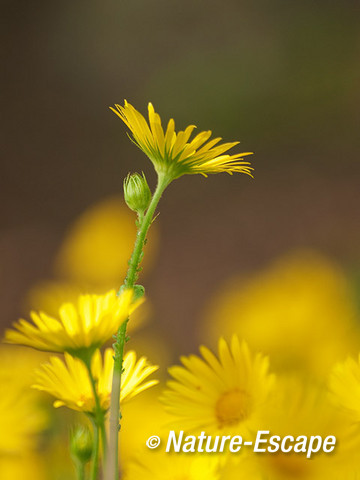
[104,174,170,480]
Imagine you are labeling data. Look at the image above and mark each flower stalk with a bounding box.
[75,461,85,480]
[84,361,107,477]
[89,420,99,480]
[104,173,170,480]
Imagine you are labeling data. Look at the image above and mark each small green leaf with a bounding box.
[133,284,145,300]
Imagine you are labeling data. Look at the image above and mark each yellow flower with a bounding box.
[329,354,360,423]
[0,347,47,454]
[110,101,253,179]
[124,451,219,480]
[32,348,158,414]
[0,345,48,390]
[235,378,357,480]
[0,383,46,454]
[5,289,138,357]
[218,457,261,480]
[203,250,360,378]
[160,336,274,436]
[120,388,172,463]
[54,196,158,286]
[26,281,148,335]
[0,454,47,480]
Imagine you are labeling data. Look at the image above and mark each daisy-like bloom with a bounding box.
[110,101,253,180]
[4,289,138,358]
[160,336,274,437]
[203,250,360,379]
[33,348,158,414]
[26,281,148,335]
[238,378,358,480]
[0,455,48,480]
[0,372,47,455]
[0,346,48,468]
[329,354,360,423]
[124,451,219,480]
[53,196,158,286]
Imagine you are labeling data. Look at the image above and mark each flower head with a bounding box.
[26,281,147,335]
[329,354,360,423]
[33,348,158,414]
[110,101,253,180]
[125,451,219,480]
[160,336,274,436]
[5,289,139,358]
[203,250,360,378]
[54,196,154,286]
[0,455,47,480]
[0,382,47,455]
[238,379,356,480]
[0,347,47,454]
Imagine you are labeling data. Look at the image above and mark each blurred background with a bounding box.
[2,0,360,352]
[2,1,360,478]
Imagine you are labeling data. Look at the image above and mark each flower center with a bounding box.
[215,389,250,427]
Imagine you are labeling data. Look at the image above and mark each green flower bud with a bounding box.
[70,425,93,464]
[123,172,151,214]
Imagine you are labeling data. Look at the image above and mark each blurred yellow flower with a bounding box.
[0,383,47,454]
[329,354,360,423]
[124,451,219,480]
[203,251,360,378]
[234,378,357,480]
[54,196,157,286]
[33,348,158,414]
[5,289,137,357]
[0,454,47,480]
[111,101,253,179]
[0,347,47,454]
[0,345,47,390]
[161,336,274,436]
[218,457,261,480]
[120,388,171,462]
[26,280,149,334]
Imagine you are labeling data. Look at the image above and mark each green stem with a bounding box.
[123,174,170,289]
[89,421,99,480]
[85,362,107,462]
[75,460,85,480]
[104,174,170,480]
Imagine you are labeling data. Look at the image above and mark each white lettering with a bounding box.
[254,430,269,452]
[323,436,336,453]
[229,436,243,453]
[166,430,183,452]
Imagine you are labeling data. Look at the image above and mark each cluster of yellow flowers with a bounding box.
[1,290,159,479]
[4,289,158,416]
[2,102,360,480]
[121,326,360,480]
